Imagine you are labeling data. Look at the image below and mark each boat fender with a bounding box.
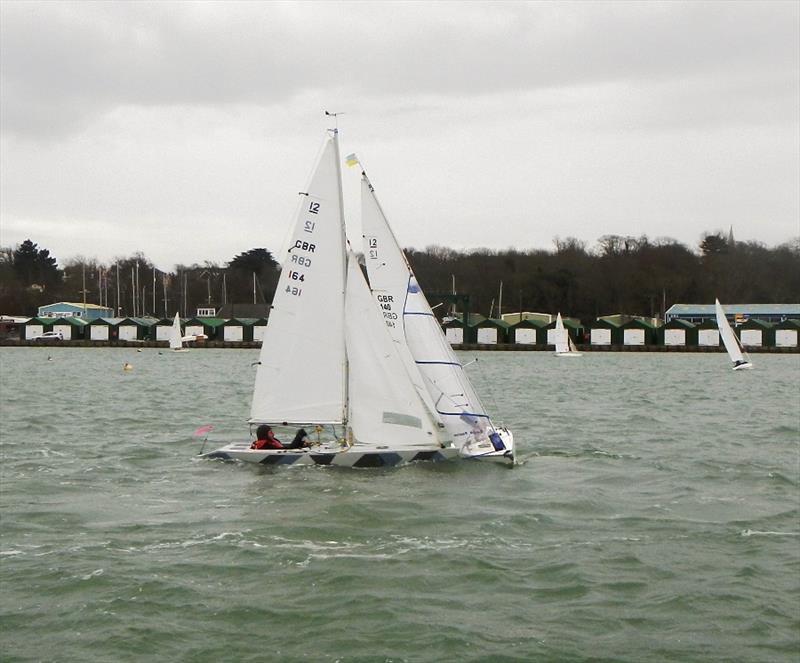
[489,432,505,451]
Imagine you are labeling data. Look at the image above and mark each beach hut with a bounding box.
[153,317,176,342]
[510,318,546,345]
[251,318,268,344]
[47,316,87,340]
[695,319,721,347]
[738,319,774,348]
[774,319,800,348]
[589,318,622,346]
[221,318,258,342]
[184,317,226,341]
[474,318,510,345]
[659,319,697,347]
[22,317,48,340]
[544,317,584,347]
[442,314,482,345]
[620,318,658,346]
[115,317,157,341]
[87,317,118,341]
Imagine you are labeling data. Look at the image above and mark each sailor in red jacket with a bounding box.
[250,424,284,450]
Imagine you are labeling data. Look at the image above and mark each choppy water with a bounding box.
[1,347,798,662]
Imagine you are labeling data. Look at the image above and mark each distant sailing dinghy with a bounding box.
[553,312,582,358]
[169,313,190,352]
[203,129,472,467]
[715,299,753,370]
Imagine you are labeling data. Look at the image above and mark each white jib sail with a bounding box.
[345,253,443,449]
[715,299,746,364]
[360,173,493,448]
[553,312,569,353]
[169,313,183,350]
[249,136,347,425]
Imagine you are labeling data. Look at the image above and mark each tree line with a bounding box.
[1,232,798,323]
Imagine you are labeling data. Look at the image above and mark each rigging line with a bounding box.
[474,357,503,430]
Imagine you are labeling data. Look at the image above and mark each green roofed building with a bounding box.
[665,303,800,324]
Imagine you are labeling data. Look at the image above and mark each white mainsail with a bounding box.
[345,253,443,449]
[360,172,495,448]
[553,313,569,354]
[169,313,183,351]
[715,299,752,369]
[249,136,347,425]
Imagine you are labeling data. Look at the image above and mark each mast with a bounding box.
[328,114,349,433]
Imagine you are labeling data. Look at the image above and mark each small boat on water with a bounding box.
[715,298,753,370]
[203,123,514,467]
[553,312,582,358]
[169,313,190,353]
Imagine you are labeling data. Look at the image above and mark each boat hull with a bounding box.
[732,362,754,371]
[554,351,582,358]
[201,442,460,467]
[459,428,515,466]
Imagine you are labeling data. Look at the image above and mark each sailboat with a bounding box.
[360,165,514,463]
[202,128,488,467]
[553,312,582,357]
[168,313,190,352]
[715,299,753,370]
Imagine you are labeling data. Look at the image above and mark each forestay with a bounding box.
[249,138,347,425]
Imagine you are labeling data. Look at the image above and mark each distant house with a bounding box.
[665,303,800,324]
[216,304,271,319]
[37,302,114,321]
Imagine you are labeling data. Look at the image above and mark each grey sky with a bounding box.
[1,0,798,271]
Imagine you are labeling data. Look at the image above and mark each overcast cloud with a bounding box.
[1,0,798,270]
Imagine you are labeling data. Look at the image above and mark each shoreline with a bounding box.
[1,339,797,353]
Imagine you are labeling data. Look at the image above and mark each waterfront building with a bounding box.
[665,304,800,324]
[37,302,114,321]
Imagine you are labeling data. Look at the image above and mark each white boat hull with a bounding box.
[201,442,461,467]
[732,361,754,371]
[203,429,515,467]
[554,351,582,358]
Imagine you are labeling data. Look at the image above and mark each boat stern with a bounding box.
[460,428,515,466]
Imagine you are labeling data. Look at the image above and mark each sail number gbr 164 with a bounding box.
[285,202,319,297]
